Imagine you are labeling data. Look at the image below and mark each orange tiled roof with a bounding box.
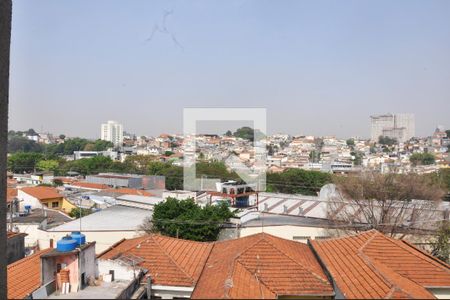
[310,230,450,299]
[7,188,17,203]
[99,234,213,287]
[7,248,52,299]
[71,181,109,190]
[20,186,62,200]
[104,188,154,196]
[192,233,333,299]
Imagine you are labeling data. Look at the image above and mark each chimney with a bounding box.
[49,239,54,248]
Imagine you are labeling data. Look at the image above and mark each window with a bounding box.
[52,202,59,208]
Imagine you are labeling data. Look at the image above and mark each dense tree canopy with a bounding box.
[266,168,332,195]
[409,152,435,166]
[378,136,397,146]
[7,152,44,173]
[143,197,235,241]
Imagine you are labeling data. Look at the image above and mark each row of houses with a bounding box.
[6,230,450,299]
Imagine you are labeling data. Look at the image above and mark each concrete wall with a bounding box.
[42,254,79,292]
[15,223,42,247]
[98,260,137,281]
[79,244,97,286]
[6,234,25,264]
[240,225,332,243]
[17,190,42,210]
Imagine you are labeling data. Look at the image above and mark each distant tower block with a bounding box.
[101,120,124,147]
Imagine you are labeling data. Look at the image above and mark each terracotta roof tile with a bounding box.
[98,235,213,287]
[7,248,52,299]
[7,188,17,203]
[20,186,62,200]
[311,230,450,299]
[192,233,333,299]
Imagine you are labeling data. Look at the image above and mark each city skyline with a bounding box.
[8,0,450,138]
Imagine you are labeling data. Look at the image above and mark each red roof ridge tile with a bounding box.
[151,235,202,284]
[98,236,148,259]
[258,235,331,285]
[234,260,277,297]
[357,232,435,298]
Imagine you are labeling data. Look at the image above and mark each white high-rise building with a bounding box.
[370,113,415,143]
[101,120,123,147]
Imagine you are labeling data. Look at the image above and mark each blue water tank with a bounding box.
[235,196,249,207]
[70,232,86,246]
[24,205,31,211]
[56,236,78,252]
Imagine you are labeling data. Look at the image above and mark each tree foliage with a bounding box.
[378,136,397,146]
[143,197,235,241]
[409,152,435,166]
[7,152,44,173]
[431,221,450,263]
[266,168,332,196]
[36,159,59,172]
[69,207,93,219]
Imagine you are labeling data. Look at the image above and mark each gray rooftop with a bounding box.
[116,195,163,205]
[47,205,151,232]
[12,209,73,227]
[47,280,132,299]
[242,213,335,228]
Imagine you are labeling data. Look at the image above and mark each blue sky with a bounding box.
[9,0,450,138]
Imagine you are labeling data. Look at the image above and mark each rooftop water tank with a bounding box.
[70,232,86,246]
[56,236,78,252]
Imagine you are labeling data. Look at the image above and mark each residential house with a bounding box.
[18,186,76,213]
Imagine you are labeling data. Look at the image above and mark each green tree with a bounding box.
[36,159,59,172]
[266,169,332,195]
[69,207,93,219]
[410,153,435,166]
[123,155,157,174]
[232,126,264,142]
[431,222,450,263]
[7,152,43,173]
[224,130,233,137]
[351,151,363,166]
[446,130,450,139]
[378,136,397,146]
[61,156,113,175]
[144,198,235,241]
[92,139,114,151]
[346,138,355,147]
[7,136,43,153]
[164,150,174,156]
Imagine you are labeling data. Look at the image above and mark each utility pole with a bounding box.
[0,0,12,298]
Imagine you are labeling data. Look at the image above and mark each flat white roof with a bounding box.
[47,205,151,232]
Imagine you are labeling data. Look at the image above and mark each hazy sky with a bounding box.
[9,0,450,139]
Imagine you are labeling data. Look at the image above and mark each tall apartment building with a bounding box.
[370,113,415,143]
[101,120,123,147]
